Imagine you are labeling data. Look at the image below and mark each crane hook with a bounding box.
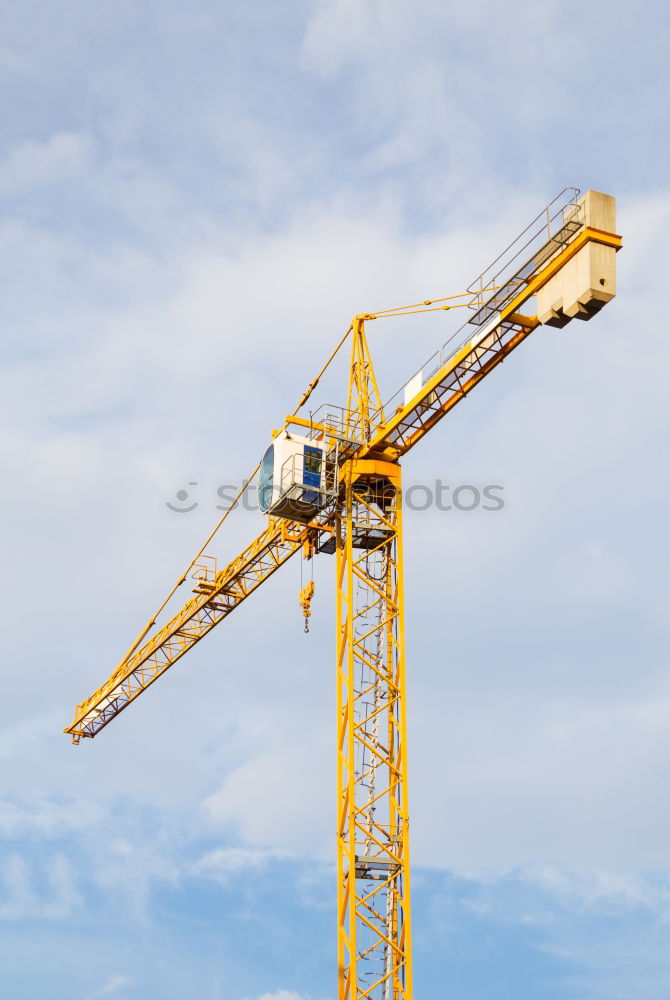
[299,580,315,634]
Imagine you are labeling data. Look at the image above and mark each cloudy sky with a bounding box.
[1,1,669,997]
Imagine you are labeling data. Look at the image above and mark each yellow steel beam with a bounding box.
[336,460,412,1000]
[63,519,318,742]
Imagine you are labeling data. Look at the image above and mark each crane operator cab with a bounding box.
[258,430,328,523]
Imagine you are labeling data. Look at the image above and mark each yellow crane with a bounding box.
[65,188,621,999]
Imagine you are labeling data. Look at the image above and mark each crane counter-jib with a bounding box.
[365,221,621,459]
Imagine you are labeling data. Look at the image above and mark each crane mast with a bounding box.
[64,188,621,999]
[337,319,411,998]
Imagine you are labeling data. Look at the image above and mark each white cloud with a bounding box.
[0,132,91,195]
[300,0,581,214]
[0,797,103,838]
[460,898,493,918]
[91,975,135,997]
[522,867,670,918]
[242,992,307,1000]
[0,852,81,921]
[0,40,30,74]
[192,846,292,883]
[203,730,332,857]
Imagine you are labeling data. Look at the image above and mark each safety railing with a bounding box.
[370,186,583,424]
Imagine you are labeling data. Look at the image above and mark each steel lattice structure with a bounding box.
[65,187,621,998]
[337,461,411,999]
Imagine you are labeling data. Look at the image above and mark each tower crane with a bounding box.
[65,188,621,999]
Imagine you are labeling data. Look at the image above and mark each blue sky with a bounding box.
[1,1,669,997]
